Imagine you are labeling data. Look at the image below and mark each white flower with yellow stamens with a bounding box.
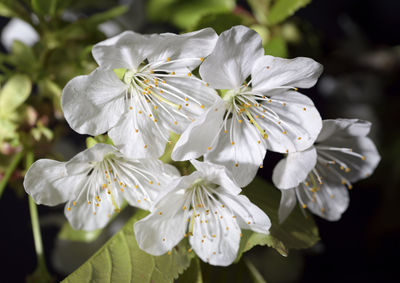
[23,143,179,231]
[134,160,270,266]
[273,119,381,222]
[172,25,323,187]
[62,28,219,159]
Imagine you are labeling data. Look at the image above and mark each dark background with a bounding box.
[1,0,399,282]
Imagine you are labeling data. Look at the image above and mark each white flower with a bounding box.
[1,18,39,51]
[172,25,323,187]
[134,160,270,266]
[62,29,219,159]
[272,119,381,222]
[23,143,179,230]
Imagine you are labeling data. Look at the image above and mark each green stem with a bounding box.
[0,150,24,199]
[26,151,52,281]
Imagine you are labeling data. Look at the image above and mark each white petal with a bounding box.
[200,25,264,89]
[154,75,219,134]
[257,90,322,153]
[298,172,350,221]
[1,18,39,51]
[65,187,121,231]
[191,160,241,195]
[134,193,190,255]
[219,194,270,234]
[23,159,83,206]
[252,56,323,92]
[278,189,297,224]
[317,119,372,142]
[272,147,317,189]
[92,31,151,69]
[65,143,117,175]
[317,136,380,183]
[172,99,226,161]
[61,68,126,136]
[190,202,241,266]
[116,158,180,210]
[147,28,218,71]
[108,108,169,159]
[205,119,266,187]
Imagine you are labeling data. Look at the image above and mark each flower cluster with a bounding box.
[23,25,380,266]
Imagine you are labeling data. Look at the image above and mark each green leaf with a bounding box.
[0,2,17,17]
[7,40,37,73]
[0,74,31,117]
[31,0,58,17]
[58,222,103,243]
[0,118,18,142]
[176,257,203,283]
[147,0,235,30]
[194,12,244,34]
[264,36,288,58]
[248,0,271,25]
[238,177,319,258]
[62,210,193,283]
[267,0,311,26]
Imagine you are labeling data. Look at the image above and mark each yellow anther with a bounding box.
[259,165,263,168]
[183,206,187,210]
[345,168,351,173]
[154,119,157,122]
[188,248,192,252]
[200,57,204,62]
[206,82,209,87]
[135,185,138,189]
[150,70,154,74]
[159,212,163,215]
[137,199,141,203]
[283,131,287,134]
[240,233,243,237]
[138,110,142,114]
[154,105,158,110]
[129,106,133,110]
[348,185,353,190]
[330,195,335,199]
[93,212,96,215]
[88,201,92,205]
[286,149,289,153]
[224,130,228,133]
[247,221,251,224]
[283,103,287,106]
[231,142,235,145]
[302,204,307,208]
[135,129,139,133]
[160,90,164,94]
[167,57,171,62]
[107,190,111,194]
[361,156,366,160]
[149,180,153,184]
[266,66,270,69]
[67,207,71,211]
[120,188,124,192]
[73,201,76,206]
[268,99,272,103]
[162,238,166,241]
[212,234,216,238]
[171,71,175,75]
[185,103,189,106]
[238,119,243,123]
[187,72,192,77]
[157,182,161,186]
[174,121,178,125]
[208,147,212,150]
[96,203,99,207]
[144,145,148,149]
[235,163,239,167]
[297,137,302,140]
[303,107,306,111]
[162,80,166,83]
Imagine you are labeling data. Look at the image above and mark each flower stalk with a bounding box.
[0,150,24,199]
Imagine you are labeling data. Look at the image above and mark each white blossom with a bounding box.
[172,25,323,187]
[23,143,178,230]
[62,29,219,159]
[134,160,270,266]
[273,119,381,221]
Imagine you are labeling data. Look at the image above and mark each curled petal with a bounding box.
[92,31,151,69]
[205,119,266,188]
[190,203,241,266]
[172,99,226,161]
[272,147,317,190]
[108,109,169,159]
[278,189,297,224]
[220,194,270,234]
[61,68,126,136]
[257,90,322,153]
[134,193,189,255]
[200,25,264,89]
[23,160,84,206]
[252,56,323,92]
[148,28,218,71]
[317,119,372,142]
